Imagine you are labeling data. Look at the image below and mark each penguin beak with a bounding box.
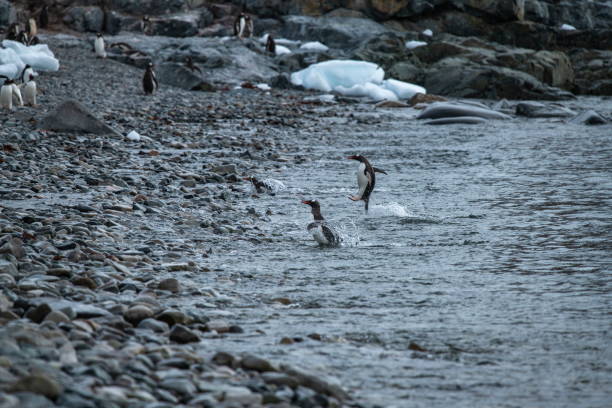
[347,155,358,160]
[302,200,312,206]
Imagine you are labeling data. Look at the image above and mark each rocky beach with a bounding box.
[1,1,611,407]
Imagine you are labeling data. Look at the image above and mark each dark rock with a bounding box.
[25,303,52,323]
[417,102,511,120]
[569,110,608,125]
[515,102,576,118]
[281,365,349,401]
[169,324,200,344]
[63,7,104,33]
[156,63,215,91]
[157,278,180,293]
[150,13,199,37]
[0,0,16,27]
[39,100,120,136]
[109,0,184,15]
[10,374,63,400]
[280,15,391,49]
[124,305,154,325]
[156,309,190,326]
[424,116,488,125]
[212,351,238,367]
[137,317,169,332]
[241,354,276,372]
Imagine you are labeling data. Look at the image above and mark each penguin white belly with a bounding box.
[24,82,36,106]
[95,38,106,58]
[311,225,330,245]
[11,84,23,106]
[352,162,368,200]
[239,18,246,37]
[0,85,12,109]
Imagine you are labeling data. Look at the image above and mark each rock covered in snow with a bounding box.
[291,60,425,101]
[300,41,329,52]
[275,45,291,55]
[406,40,427,50]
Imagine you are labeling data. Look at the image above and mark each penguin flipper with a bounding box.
[373,167,388,175]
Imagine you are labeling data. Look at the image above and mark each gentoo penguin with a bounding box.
[20,65,34,84]
[39,5,49,29]
[27,17,37,38]
[265,35,276,55]
[233,13,253,39]
[243,176,273,194]
[143,62,158,95]
[16,30,29,45]
[94,33,106,58]
[28,36,40,46]
[184,56,202,75]
[0,77,13,110]
[347,155,388,213]
[141,15,153,35]
[302,200,341,246]
[24,74,36,106]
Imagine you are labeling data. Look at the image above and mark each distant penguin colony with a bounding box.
[347,155,388,213]
[143,62,158,94]
[94,33,107,58]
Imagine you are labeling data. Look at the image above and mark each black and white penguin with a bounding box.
[24,74,37,106]
[16,30,29,45]
[20,64,34,84]
[141,15,153,35]
[6,23,19,41]
[184,56,202,75]
[243,176,274,194]
[27,17,37,38]
[347,155,388,213]
[39,5,49,29]
[233,13,253,39]
[0,77,13,110]
[143,62,158,95]
[27,36,40,46]
[302,200,341,246]
[94,33,106,58]
[265,35,276,55]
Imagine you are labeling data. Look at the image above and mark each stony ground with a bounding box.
[0,35,362,408]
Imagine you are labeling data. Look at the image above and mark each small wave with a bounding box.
[368,202,443,224]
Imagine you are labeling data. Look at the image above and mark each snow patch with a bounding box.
[422,29,433,37]
[300,41,329,52]
[382,79,425,99]
[256,83,271,91]
[275,45,291,55]
[406,40,427,49]
[560,24,577,31]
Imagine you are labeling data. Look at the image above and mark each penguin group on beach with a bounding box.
[301,155,387,246]
[1,63,38,110]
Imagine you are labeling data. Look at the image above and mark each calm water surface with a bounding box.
[196,98,612,407]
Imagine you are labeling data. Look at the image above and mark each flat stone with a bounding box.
[137,318,169,333]
[169,324,200,344]
[241,354,277,372]
[157,278,180,293]
[124,305,154,325]
[44,310,71,324]
[156,310,191,326]
[39,100,120,136]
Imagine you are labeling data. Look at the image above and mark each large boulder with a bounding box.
[569,49,612,95]
[156,62,215,91]
[149,13,200,37]
[63,7,105,33]
[280,15,392,49]
[39,100,120,135]
[424,64,574,100]
[109,0,184,15]
[492,49,574,88]
[0,0,16,27]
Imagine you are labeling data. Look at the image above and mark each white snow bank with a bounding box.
[291,60,425,101]
[406,40,427,49]
[422,29,433,37]
[258,34,301,47]
[300,41,329,52]
[256,83,271,91]
[0,40,60,75]
[275,45,291,55]
[560,24,576,31]
[0,48,24,79]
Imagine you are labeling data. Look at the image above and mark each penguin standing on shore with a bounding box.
[24,74,37,106]
[0,77,13,110]
[302,200,341,246]
[141,15,153,35]
[94,33,106,58]
[27,17,37,38]
[143,62,158,95]
[265,35,276,55]
[233,13,253,39]
[20,65,35,84]
[39,5,49,29]
[347,155,388,213]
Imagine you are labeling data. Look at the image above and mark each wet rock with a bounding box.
[205,319,230,333]
[569,110,608,125]
[417,102,511,120]
[124,305,154,325]
[156,63,214,91]
[149,13,199,37]
[160,378,197,395]
[157,278,180,293]
[10,374,63,400]
[156,309,190,326]
[241,354,277,372]
[39,101,120,136]
[25,303,52,324]
[515,102,576,118]
[0,237,25,259]
[44,310,71,324]
[211,351,238,367]
[137,318,169,332]
[169,324,200,344]
[262,372,299,388]
[111,0,184,15]
[281,365,348,401]
[0,260,18,277]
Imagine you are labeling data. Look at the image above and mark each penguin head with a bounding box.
[147,62,154,69]
[302,200,320,209]
[96,32,103,38]
[347,155,366,163]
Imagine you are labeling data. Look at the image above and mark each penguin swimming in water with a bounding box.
[39,5,49,29]
[142,62,158,95]
[302,200,341,247]
[347,155,388,213]
[94,33,106,58]
[24,74,36,106]
[265,35,276,55]
[0,77,14,110]
[233,13,253,39]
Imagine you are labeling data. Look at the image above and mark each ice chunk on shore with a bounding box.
[382,79,426,99]
[1,40,60,72]
[560,24,576,31]
[422,29,433,37]
[406,40,427,49]
[275,45,291,55]
[291,60,425,101]
[291,60,384,92]
[126,130,141,141]
[256,83,271,91]
[0,48,25,79]
[300,41,329,52]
